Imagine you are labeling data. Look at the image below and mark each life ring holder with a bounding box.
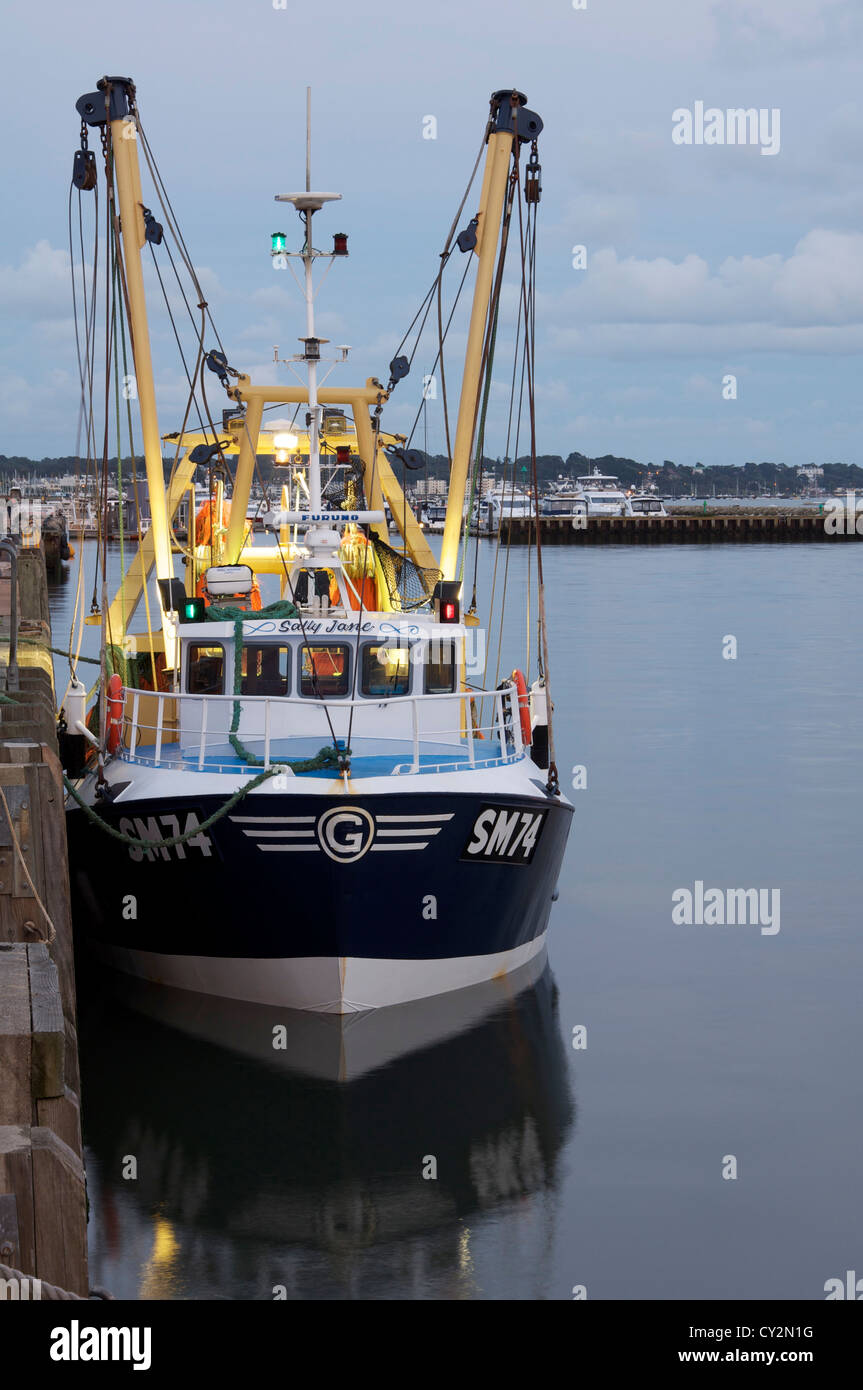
[106,673,124,755]
[510,669,532,748]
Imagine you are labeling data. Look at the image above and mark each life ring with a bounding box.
[511,669,532,747]
[106,673,124,754]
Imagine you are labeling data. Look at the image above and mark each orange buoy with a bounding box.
[511,669,532,747]
[106,673,124,754]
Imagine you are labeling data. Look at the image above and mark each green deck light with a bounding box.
[271,231,287,253]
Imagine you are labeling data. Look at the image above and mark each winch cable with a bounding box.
[513,145,559,795]
[228,411,347,771]
[97,135,116,742]
[66,178,99,698]
[147,243,208,440]
[379,131,485,464]
[402,256,473,452]
[135,111,227,357]
[464,164,518,603]
[343,401,389,769]
[68,180,100,499]
[111,254,126,636]
[489,273,529,692]
[432,132,488,460]
[387,129,485,378]
[104,127,159,690]
[114,269,159,690]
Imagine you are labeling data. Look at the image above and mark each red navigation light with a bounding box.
[335,445,352,465]
[433,580,461,624]
[333,232,349,256]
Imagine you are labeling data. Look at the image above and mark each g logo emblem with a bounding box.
[317,806,375,863]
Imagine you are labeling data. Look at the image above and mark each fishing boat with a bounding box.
[62,76,572,1013]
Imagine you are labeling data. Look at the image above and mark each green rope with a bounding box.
[63,748,351,849]
[205,600,299,766]
[63,764,283,849]
[278,745,351,773]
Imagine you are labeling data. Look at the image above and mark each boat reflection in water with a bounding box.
[78,951,575,1300]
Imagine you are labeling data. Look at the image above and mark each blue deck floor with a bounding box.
[124,736,511,777]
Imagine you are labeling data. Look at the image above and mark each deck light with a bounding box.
[273,432,298,451]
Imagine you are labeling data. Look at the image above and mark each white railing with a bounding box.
[119,683,526,776]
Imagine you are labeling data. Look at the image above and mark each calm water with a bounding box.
[51,539,863,1300]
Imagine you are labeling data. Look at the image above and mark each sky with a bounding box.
[1,0,862,468]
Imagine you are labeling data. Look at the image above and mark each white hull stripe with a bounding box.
[89,933,548,1013]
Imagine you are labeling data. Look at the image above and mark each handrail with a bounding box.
[117,680,526,776]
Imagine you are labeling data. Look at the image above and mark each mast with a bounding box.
[439,90,542,584]
[76,78,174,629]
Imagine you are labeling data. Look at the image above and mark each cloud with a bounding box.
[0,241,72,317]
[712,0,860,50]
[541,230,863,354]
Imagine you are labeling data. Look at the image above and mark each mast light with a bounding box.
[300,337,327,361]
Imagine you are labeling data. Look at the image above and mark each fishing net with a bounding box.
[321,458,364,510]
[370,534,441,610]
[106,644,166,690]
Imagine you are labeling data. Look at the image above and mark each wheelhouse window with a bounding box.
[187,644,225,695]
[361,642,411,697]
[424,639,457,694]
[300,644,350,697]
[241,644,290,697]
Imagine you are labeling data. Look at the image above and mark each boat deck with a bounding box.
[121,736,518,778]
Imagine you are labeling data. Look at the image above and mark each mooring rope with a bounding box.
[61,744,348,852]
[0,786,57,944]
[62,764,282,850]
[0,1261,114,1301]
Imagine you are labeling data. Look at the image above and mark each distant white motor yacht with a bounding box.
[574,467,632,517]
[472,483,536,534]
[629,492,667,517]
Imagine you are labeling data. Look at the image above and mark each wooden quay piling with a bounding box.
[498,508,860,545]
[0,542,89,1300]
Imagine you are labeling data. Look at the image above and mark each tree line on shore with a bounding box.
[2,451,860,496]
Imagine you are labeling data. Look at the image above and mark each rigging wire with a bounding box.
[513,146,559,794]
